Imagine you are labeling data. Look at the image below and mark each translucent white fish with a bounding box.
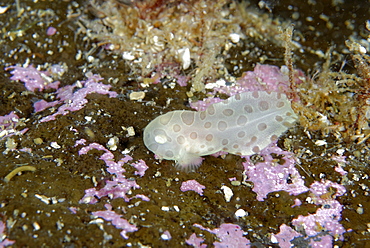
[143,91,297,170]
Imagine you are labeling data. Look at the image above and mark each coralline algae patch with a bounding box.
[183,145,348,248]
[180,180,206,196]
[76,142,149,240]
[270,180,347,247]
[6,65,118,123]
[242,145,309,201]
[77,142,149,205]
[187,223,251,247]
[0,112,28,142]
[0,220,15,247]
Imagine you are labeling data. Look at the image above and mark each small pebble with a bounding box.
[129,91,145,100]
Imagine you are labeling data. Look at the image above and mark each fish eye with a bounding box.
[154,134,168,144]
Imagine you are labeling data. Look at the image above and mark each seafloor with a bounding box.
[0,0,370,247]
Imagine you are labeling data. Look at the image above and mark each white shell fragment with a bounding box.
[229,33,241,43]
[177,48,191,70]
[107,136,119,151]
[315,140,327,146]
[235,208,248,218]
[50,141,61,149]
[143,91,297,169]
[221,185,234,202]
[0,6,10,14]
[122,51,135,60]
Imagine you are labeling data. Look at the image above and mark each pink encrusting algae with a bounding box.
[183,142,347,246]
[291,198,303,208]
[0,112,28,141]
[78,142,150,204]
[4,64,147,242]
[242,144,309,201]
[6,65,118,123]
[92,204,138,239]
[273,224,303,248]
[0,220,15,247]
[46,26,57,36]
[36,73,118,122]
[132,159,149,177]
[270,180,347,247]
[186,233,207,248]
[180,180,206,196]
[77,142,150,239]
[292,181,347,240]
[187,223,251,248]
[6,65,60,92]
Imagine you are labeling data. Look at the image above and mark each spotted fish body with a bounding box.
[143,91,297,169]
